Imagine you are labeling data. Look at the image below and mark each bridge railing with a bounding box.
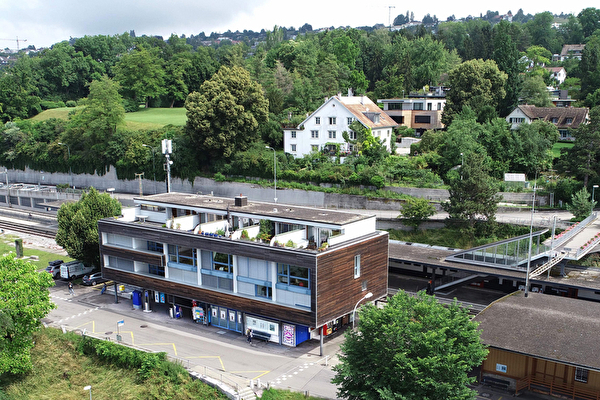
[552,212,597,248]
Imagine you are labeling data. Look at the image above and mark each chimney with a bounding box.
[361,95,364,105]
[348,88,353,97]
[234,194,247,207]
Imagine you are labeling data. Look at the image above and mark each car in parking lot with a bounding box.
[82,273,107,286]
[45,260,64,279]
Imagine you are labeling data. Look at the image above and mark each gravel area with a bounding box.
[0,228,67,255]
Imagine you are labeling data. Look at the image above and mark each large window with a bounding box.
[213,252,233,273]
[414,115,431,124]
[277,264,309,288]
[413,103,424,110]
[388,103,403,110]
[148,264,165,277]
[354,255,361,278]
[147,241,163,253]
[168,245,196,266]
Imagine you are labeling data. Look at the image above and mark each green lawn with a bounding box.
[552,142,574,158]
[0,233,72,270]
[29,107,187,130]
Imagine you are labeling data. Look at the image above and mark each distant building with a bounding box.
[545,66,567,85]
[283,93,398,159]
[559,44,585,61]
[378,87,446,136]
[506,104,589,141]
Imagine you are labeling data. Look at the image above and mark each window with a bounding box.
[566,118,573,124]
[277,263,309,288]
[311,145,319,152]
[291,131,296,138]
[388,103,403,110]
[212,252,233,273]
[387,130,391,137]
[427,102,432,110]
[329,117,336,125]
[256,285,272,299]
[147,241,163,253]
[551,117,558,124]
[575,367,589,383]
[315,117,320,124]
[168,245,196,266]
[415,115,431,124]
[354,255,361,278]
[437,103,442,110]
[311,130,319,139]
[347,117,353,125]
[413,103,424,110]
[362,280,368,291]
[141,204,166,212]
[148,264,165,277]
[328,131,336,139]
[291,144,297,152]
[349,130,357,140]
[510,117,525,124]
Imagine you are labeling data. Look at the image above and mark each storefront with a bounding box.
[210,305,243,333]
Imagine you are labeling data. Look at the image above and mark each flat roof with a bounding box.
[474,291,600,371]
[389,241,600,292]
[135,193,374,226]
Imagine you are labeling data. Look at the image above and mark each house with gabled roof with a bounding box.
[283,93,398,158]
[474,292,600,398]
[545,66,567,85]
[506,105,589,141]
[560,44,585,61]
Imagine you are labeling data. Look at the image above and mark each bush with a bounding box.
[40,100,66,110]
[65,100,77,107]
[370,175,385,189]
[123,98,141,113]
[213,172,226,182]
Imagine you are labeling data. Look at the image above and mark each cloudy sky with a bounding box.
[0,0,597,49]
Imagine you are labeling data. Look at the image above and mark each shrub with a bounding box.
[65,100,77,107]
[40,100,63,110]
[213,172,226,182]
[241,229,249,239]
[123,98,141,113]
[286,240,295,247]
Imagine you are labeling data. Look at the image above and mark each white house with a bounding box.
[545,67,567,85]
[506,105,589,141]
[283,94,398,158]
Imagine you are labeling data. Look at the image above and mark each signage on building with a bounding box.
[496,363,507,373]
[282,324,295,346]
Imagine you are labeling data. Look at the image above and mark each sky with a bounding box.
[0,0,598,50]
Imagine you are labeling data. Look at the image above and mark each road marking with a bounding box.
[186,355,226,371]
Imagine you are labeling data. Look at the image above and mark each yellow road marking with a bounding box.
[185,355,225,370]
[230,370,271,380]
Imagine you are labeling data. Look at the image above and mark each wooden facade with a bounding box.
[315,232,388,326]
[98,219,388,331]
[482,347,600,398]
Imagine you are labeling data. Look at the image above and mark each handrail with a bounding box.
[576,233,600,258]
[516,375,600,400]
[553,212,597,248]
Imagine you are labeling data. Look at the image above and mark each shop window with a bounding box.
[575,367,589,383]
[148,264,165,277]
[277,263,309,288]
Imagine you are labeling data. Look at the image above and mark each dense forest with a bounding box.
[0,7,600,216]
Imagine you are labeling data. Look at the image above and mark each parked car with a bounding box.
[82,273,107,286]
[60,260,94,280]
[45,259,64,279]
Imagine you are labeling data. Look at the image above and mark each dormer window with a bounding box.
[551,117,558,124]
[566,118,573,124]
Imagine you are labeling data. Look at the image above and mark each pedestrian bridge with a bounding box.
[445,213,600,278]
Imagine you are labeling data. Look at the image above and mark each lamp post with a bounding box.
[58,142,72,188]
[83,385,92,400]
[592,185,599,214]
[143,144,157,194]
[460,152,464,180]
[265,146,277,202]
[352,292,373,329]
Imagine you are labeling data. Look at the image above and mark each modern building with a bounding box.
[505,104,589,141]
[283,94,398,158]
[378,88,446,136]
[98,193,388,348]
[474,292,600,399]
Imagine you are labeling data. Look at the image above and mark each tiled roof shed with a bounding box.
[474,291,600,371]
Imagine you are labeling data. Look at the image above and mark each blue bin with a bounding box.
[132,290,142,310]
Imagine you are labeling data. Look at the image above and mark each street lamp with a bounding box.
[83,385,92,400]
[265,146,277,203]
[592,185,599,214]
[143,144,157,194]
[460,152,464,180]
[58,142,72,188]
[352,292,373,329]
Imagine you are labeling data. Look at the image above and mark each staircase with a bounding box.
[529,252,566,279]
[237,386,257,400]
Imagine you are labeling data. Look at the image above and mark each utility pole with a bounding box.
[388,6,396,28]
[162,139,173,193]
[135,173,144,196]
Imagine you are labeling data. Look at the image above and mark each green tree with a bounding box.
[0,57,41,122]
[493,20,523,117]
[332,290,487,400]
[442,59,507,125]
[185,66,269,160]
[400,197,436,230]
[113,45,165,108]
[443,151,502,231]
[55,187,122,267]
[579,36,600,105]
[520,75,553,107]
[567,187,596,221]
[0,255,55,374]
[578,8,600,38]
[557,106,600,187]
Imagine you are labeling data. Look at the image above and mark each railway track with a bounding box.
[385,288,487,315]
[0,220,57,239]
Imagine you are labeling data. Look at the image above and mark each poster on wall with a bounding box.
[220,309,226,320]
[282,324,295,346]
[154,291,159,303]
[212,308,217,318]
[160,292,165,303]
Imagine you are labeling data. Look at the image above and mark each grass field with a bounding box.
[552,142,574,158]
[0,233,72,270]
[29,107,187,129]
